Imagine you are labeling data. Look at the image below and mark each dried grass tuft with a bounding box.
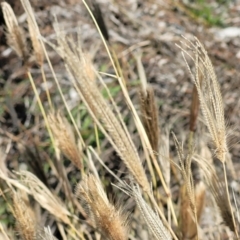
[179,181,205,239]
[178,37,227,163]
[76,174,128,240]
[173,134,206,239]
[51,34,150,192]
[178,37,238,236]
[48,112,82,170]
[17,171,71,224]
[1,2,28,62]
[12,191,37,240]
[36,227,58,240]
[27,16,44,66]
[131,184,172,240]
[208,174,236,232]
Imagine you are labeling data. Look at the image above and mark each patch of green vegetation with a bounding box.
[187,0,229,27]
[0,194,14,226]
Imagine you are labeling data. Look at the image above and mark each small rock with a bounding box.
[216,27,240,40]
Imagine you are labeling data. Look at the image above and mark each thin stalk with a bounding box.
[223,162,238,238]
[119,78,178,226]
[40,65,53,110]
[94,123,101,154]
[68,222,85,240]
[27,71,54,144]
[0,224,11,240]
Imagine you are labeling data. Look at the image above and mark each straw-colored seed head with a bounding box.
[132,185,172,240]
[18,170,71,224]
[179,37,228,163]
[179,181,205,239]
[12,192,37,240]
[76,175,128,240]
[48,112,82,170]
[209,175,236,232]
[1,2,28,61]
[27,16,44,66]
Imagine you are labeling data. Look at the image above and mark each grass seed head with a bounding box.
[27,16,44,66]
[131,185,172,240]
[208,174,236,232]
[179,37,227,163]
[48,112,82,170]
[190,85,200,132]
[1,2,28,62]
[76,175,128,240]
[18,171,71,224]
[12,192,37,240]
[179,181,205,239]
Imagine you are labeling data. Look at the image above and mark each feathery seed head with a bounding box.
[12,192,37,240]
[18,171,71,224]
[131,185,172,240]
[179,181,205,239]
[27,16,44,66]
[76,175,128,240]
[208,174,236,232]
[48,112,82,170]
[1,2,28,61]
[179,37,227,163]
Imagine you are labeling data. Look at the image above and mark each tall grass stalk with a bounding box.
[1,0,239,239]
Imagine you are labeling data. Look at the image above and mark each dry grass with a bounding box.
[48,112,83,170]
[0,0,239,240]
[76,175,128,240]
[12,191,37,240]
[139,85,159,154]
[1,2,28,62]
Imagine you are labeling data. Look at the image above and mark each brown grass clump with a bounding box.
[173,134,206,239]
[76,174,128,240]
